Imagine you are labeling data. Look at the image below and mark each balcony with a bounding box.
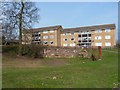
[78,34,81,37]
[82,34,87,37]
[32,34,40,37]
[82,40,87,42]
[88,40,91,42]
[88,34,91,37]
[78,40,81,42]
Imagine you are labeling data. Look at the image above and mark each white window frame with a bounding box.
[50,35,54,39]
[50,41,54,44]
[38,37,41,39]
[69,43,75,47]
[63,38,67,41]
[63,33,67,36]
[88,37,91,40]
[95,30,102,33]
[50,30,54,33]
[63,44,68,46]
[43,31,48,33]
[43,41,48,44]
[43,36,48,39]
[81,32,87,34]
[22,42,25,44]
[95,36,102,40]
[70,32,74,35]
[70,38,74,41]
[95,43,102,46]
[105,42,111,46]
[105,35,111,39]
[105,29,110,32]
[87,31,91,34]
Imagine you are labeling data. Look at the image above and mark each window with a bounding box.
[78,34,81,37]
[95,36,102,40]
[71,38,74,41]
[35,37,38,40]
[63,44,68,46]
[95,43,102,46]
[82,37,87,40]
[88,43,91,46]
[44,41,48,44]
[50,35,54,39]
[64,38,67,41]
[88,34,91,37]
[88,37,91,42]
[81,32,87,34]
[105,42,111,46]
[63,33,67,35]
[43,36,48,39]
[105,35,111,39]
[43,31,48,33]
[82,34,87,37]
[71,32,74,35]
[70,43,75,46]
[87,31,91,34]
[22,42,25,44]
[99,36,102,39]
[105,29,110,32]
[50,41,54,44]
[95,30,102,33]
[78,40,81,42]
[70,32,74,35]
[50,30,54,33]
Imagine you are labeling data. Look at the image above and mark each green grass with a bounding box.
[2,49,118,88]
[102,48,118,52]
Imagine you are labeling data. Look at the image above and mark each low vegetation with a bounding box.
[2,47,118,88]
[2,45,46,58]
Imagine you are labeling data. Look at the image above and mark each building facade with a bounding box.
[22,25,62,46]
[22,24,116,47]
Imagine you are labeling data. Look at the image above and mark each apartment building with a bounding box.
[22,25,62,46]
[22,24,116,47]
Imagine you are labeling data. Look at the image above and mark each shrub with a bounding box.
[2,45,19,54]
[90,47,99,61]
[79,47,99,61]
[2,44,46,58]
[21,44,45,58]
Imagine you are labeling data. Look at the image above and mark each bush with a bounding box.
[80,47,99,61]
[21,44,45,58]
[90,47,99,60]
[2,45,19,54]
[2,44,46,58]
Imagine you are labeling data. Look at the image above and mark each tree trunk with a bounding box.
[19,1,24,55]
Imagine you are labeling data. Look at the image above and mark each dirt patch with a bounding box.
[2,54,68,68]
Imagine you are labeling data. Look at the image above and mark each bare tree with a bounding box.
[1,1,40,55]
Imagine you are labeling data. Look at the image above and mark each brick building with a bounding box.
[22,24,116,47]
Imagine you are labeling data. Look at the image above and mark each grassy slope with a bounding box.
[2,50,118,88]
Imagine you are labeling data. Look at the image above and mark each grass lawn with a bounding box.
[2,49,118,88]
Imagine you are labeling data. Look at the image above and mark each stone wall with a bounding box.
[42,47,89,58]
